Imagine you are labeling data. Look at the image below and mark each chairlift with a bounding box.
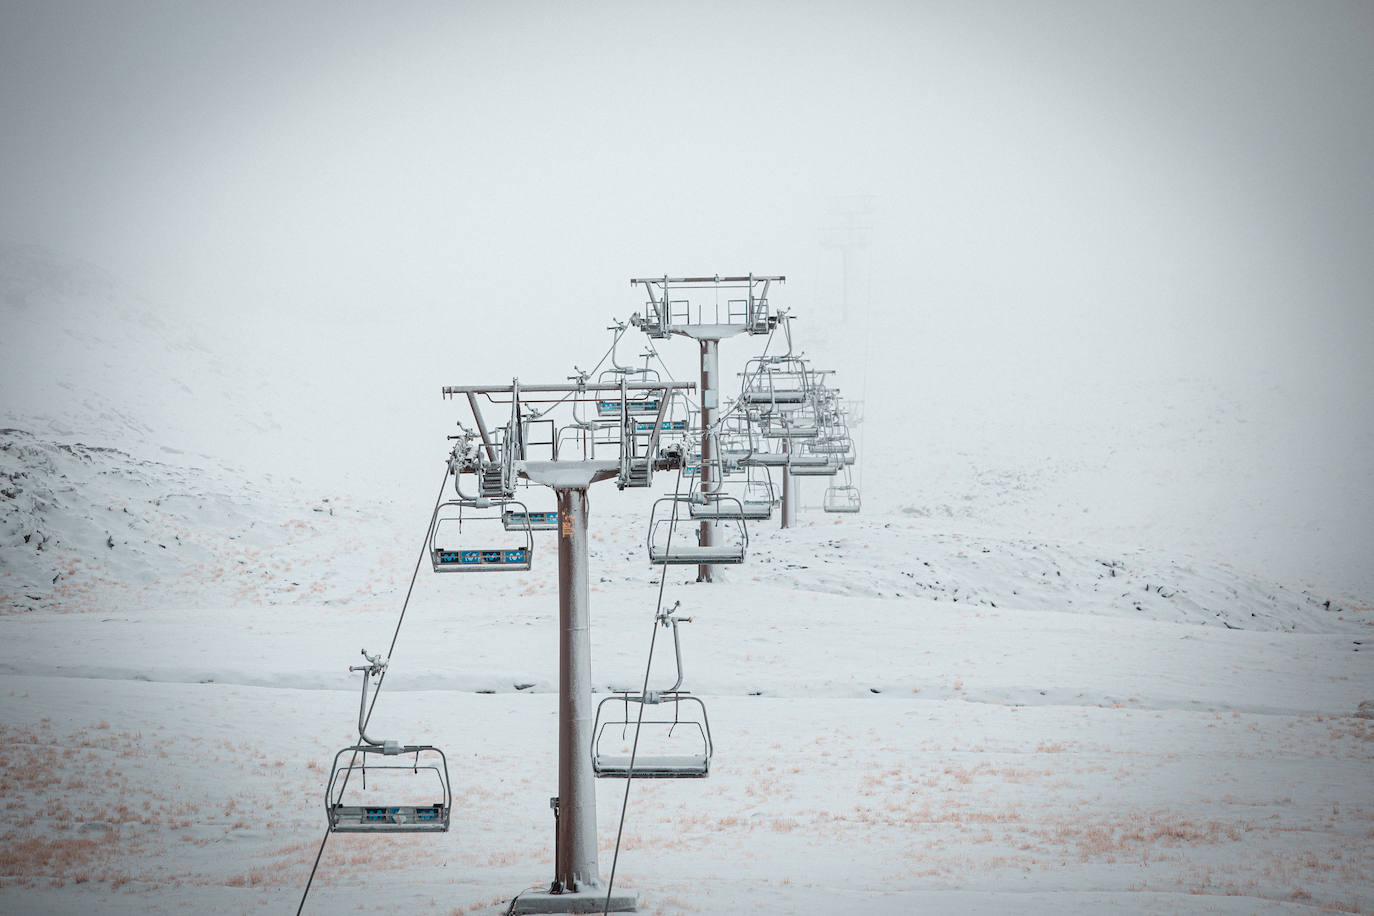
[593,606,713,778]
[595,320,663,387]
[428,499,534,572]
[788,457,841,477]
[742,469,778,520]
[634,419,688,433]
[712,493,775,521]
[688,464,774,521]
[596,397,661,417]
[843,399,864,427]
[762,425,820,440]
[647,495,746,565]
[326,651,452,833]
[502,487,558,531]
[503,507,558,531]
[717,433,752,468]
[686,491,748,521]
[823,472,862,514]
[786,438,841,477]
[679,440,703,479]
[736,446,789,468]
[809,431,853,455]
[739,355,813,408]
[759,403,820,440]
[685,437,732,519]
[730,414,790,467]
[632,388,691,435]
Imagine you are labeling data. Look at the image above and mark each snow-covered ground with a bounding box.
[1,511,1371,915]
[3,249,1372,914]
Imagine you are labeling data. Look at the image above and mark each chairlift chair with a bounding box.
[326,652,452,833]
[428,499,534,572]
[759,406,820,440]
[717,434,752,469]
[685,437,739,519]
[823,475,862,514]
[688,465,774,521]
[788,434,844,473]
[633,418,689,434]
[788,456,842,477]
[592,694,712,778]
[737,445,790,467]
[741,469,778,520]
[687,491,749,521]
[501,484,558,531]
[809,431,853,455]
[503,507,559,531]
[762,424,820,440]
[647,495,747,565]
[592,606,713,778]
[634,388,693,442]
[596,396,661,418]
[679,439,703,479]
[739,355,813,408]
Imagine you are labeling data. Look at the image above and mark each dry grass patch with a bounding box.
[0,832,113,877]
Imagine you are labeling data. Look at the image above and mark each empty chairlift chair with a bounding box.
[810,430,853,455]
[688,464,775,522]
[326,651,452,833]
[503,507,558,531]
[631,388,692,447]
[787,441,842,477]
[592,606,713,778]
[647,495,747,565]
[716,415,753,469]
[686,444,751,521]
[502,493,559,532]
[823,471,862,513]
[759,404,820,441]
[735,422,789,468]
[428,499,534,572]
[739,355,813,410]
[596,395,661,418]
[741,469,778,520]
[686,490,749,521]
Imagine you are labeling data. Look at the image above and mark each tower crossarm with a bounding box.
[629,274,785,337]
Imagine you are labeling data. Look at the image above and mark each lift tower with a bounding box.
[820,194,873,325]
[440,378,693,914]
[629,275,783,582]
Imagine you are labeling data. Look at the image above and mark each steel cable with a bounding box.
[602,467,685,914]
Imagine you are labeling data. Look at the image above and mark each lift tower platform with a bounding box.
[629,275,783,582]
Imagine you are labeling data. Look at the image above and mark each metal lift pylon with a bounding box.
[629,274,783,582]
[441,380,692,915]
[781,438,798,529]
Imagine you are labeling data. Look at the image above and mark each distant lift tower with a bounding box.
[820,195,873,325]
[630,275,783,583]
[440,378,693,914]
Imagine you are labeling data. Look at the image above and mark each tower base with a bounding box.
[507,886,637,914]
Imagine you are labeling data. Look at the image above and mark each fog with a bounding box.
[3,1,1372,596]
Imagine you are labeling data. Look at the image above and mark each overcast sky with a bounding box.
[3,1,1372,592]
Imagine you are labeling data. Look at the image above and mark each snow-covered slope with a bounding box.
[3,420,1355,634]
[1,251,1371,914]
[0,521,1370,915]
[0,244,439,499]
[0,245,285,466]
[0,427,414,614]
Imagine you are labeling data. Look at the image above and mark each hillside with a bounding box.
[0,250,1370,914]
